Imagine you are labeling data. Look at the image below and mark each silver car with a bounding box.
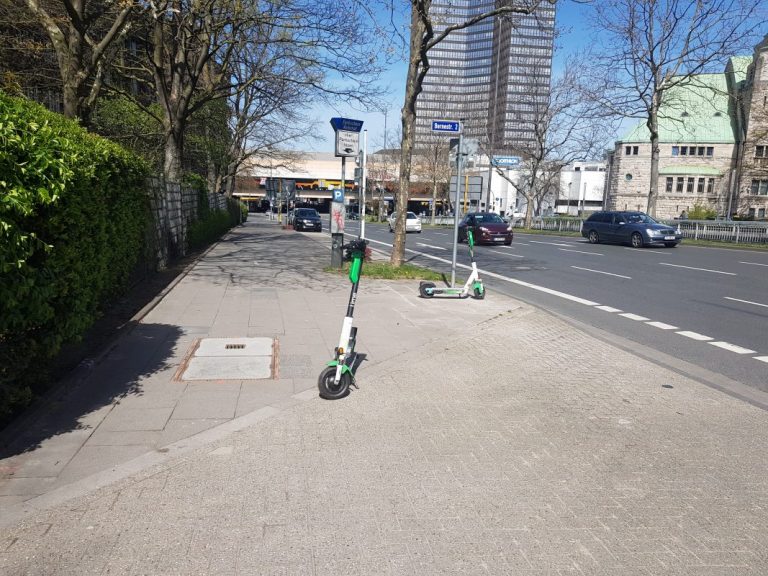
[387,211,422,233]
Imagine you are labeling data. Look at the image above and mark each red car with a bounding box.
[458,212,513,245]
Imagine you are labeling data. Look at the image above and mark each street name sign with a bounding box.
[431,120,461,133]
[330,117,364,133]
[492,156,521,168]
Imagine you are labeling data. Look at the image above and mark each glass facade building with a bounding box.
[415,1,556,155]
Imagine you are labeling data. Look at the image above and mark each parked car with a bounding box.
[581,210,682,248]
[388,211,422,233]
[292,208,322,232]
[458,212,513,245]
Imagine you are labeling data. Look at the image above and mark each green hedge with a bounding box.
[0,91,150,426]
[186,194,246,251]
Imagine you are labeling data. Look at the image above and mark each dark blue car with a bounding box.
[581,211,682,248]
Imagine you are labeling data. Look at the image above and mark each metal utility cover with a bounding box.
[179,337,275,381]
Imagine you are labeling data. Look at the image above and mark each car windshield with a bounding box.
[475,213,505,224]
[296,209,318,217]
[406,212,418,219]
[624,212,656,224]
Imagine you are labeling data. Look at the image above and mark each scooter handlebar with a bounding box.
[342,238,368,258]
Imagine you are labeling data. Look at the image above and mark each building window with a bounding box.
[707,178,714,194]
[749,208,756,218]
[680,146,688,156]
[706,147,714,156]
[687,177,694,193]
[759,208,766,219]
[666,177,673,192]
[676,177,684,192]
[756,145,767,158]
[625,146,631,155]
[625,173,633,181]
[672,146,679,156]
[697,178,705,193]
[697,146,705,156]
[752,179,768,195]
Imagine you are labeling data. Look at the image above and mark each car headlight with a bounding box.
[646,228,660,235]
[478,226,490,232]
[304,220,314,224]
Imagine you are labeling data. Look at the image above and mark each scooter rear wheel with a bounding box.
[318,366,352,399]
[473,286,485,300]
[419,282,436,298]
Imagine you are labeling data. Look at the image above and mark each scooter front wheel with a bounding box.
[318,366,352,400]
[419,282,436,298]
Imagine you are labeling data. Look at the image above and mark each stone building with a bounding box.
[604,35,768,220]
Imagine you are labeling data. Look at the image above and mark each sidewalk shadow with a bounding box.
[0,322,184,459]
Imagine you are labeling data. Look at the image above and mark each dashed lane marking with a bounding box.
[529,240,574,247]
[596,305,622,312]
[560,249,603,256]
[571,266,631,279]
[708,342,756,355]
[724,296,768,309]
[620,313,650,321]
[755,357,768,364]
[646,321,678,330]
[740,261,768,267]
[677,331,714,341]
[660,262,736,275]
[416,243,446,250]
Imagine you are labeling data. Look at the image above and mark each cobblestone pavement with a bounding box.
[2,302,767,575]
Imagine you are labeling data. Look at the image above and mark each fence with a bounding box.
[509,217,768,244]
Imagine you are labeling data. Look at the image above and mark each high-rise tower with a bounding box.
[415,1,556,155]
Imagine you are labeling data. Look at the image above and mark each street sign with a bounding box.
[431,120,461,133]
[332,189,344,203]
[335,130,359,157]
[492,156,521,168]
[330,117,364,133]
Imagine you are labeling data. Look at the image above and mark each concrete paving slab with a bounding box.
[195,337,273,357]
[98,406,173,432]
[182,356,272,380]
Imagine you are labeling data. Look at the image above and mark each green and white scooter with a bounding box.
[318,238,369,400]
[418,229,485,299]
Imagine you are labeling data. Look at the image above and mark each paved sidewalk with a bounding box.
[2,216,768,574]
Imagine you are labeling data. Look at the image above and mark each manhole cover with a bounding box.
[177,337,277,381]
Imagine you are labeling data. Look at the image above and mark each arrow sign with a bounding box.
[492,156,521,168]
[431,120,461,133]
[330,117,364,133]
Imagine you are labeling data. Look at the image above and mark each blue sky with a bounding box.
[306,2,593,153]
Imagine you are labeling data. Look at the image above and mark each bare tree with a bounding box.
[389,0,555,266]
[412,135,451,224]
[17,0,138,123]
[580,0,767,216]
[494,60,615,227]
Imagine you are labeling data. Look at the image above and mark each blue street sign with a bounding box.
[492,156,521,168]
[330,117,364,133]
[431,120,461,133]
[332,188,345,203]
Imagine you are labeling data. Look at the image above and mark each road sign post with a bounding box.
[330,117,364,266]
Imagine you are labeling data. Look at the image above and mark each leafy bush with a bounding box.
[0,91,149,426]
[186,195,244,251]
[688,203,717,220]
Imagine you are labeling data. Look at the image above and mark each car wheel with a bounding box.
[588,230,599,244]
[631,232,644,248]
[417,230,422,233]
[665,242,677,248]
[317,366,351,400]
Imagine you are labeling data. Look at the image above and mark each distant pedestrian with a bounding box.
[680,210,688,220]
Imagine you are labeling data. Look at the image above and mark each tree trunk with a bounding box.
[646,111,660,216]
[431,179,437,224]
[391,4,429,267]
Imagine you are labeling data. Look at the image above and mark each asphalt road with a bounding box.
[332,218,768,400]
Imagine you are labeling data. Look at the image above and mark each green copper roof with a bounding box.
[658,165,724,176]
[727,56,753,84]
[618,73,736,144]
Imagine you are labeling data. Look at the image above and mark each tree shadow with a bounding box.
[0,322,184,459]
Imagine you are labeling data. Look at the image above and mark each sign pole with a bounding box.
[360,130,367,238]
[450,128,464,288]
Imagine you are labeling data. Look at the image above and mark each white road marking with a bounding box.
[708,342,756,355]
[646,321,678,330]
[571,266,631,279]
[659,262,736,275]
[529,240,573,247]
[434,232,449,236]
[487,250,525,258]
[620,313,650,321]
[677,331,714,341]
[739,261,768,267]
[724,296,768,309]
[560,249,603,256]
[364,237,768,362]
[416,243,446,250]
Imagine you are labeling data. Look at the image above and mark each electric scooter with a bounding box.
[418,229,485,299]
[318,238,369,400]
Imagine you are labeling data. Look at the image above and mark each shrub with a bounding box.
[688,203,717,220]
[0,91,149,427]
